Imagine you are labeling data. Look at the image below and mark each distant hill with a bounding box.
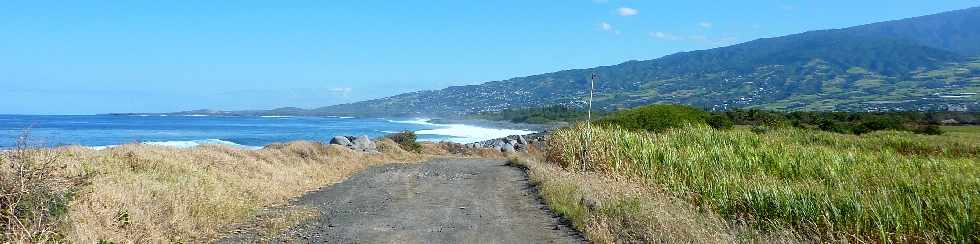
[844,7,980,56]
[156,7,980,117]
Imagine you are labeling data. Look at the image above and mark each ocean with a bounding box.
[0,115,535,149]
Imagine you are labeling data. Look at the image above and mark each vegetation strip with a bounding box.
[2,138,426,243]
[544,124,978,242]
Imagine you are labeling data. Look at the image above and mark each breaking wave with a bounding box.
[388,118,535,144]
[88,139,261,150]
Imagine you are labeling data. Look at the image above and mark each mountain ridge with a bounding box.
[141,6,980,117]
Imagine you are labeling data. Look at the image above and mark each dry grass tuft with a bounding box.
[1,136,88,243]
[419,142,506,159]
[22,140,428,243]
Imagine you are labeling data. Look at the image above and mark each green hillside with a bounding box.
[308,7,979,117]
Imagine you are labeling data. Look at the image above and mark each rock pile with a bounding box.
[465,132,548,153]
[329,135,378,153]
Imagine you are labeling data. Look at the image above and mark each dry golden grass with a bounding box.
[15,139,429,243]
[1,141,89,243]
[419,141,506,159]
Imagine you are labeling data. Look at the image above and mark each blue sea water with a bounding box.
[0,115,535,149]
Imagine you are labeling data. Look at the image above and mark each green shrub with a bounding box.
[471,105,596,124]
[706,114,734,130]
[597,104,709,132]
[914,124,944,135]
[853,117,907,134]
[384,131,422,152]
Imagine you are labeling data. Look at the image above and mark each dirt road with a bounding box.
[221,158,584,243]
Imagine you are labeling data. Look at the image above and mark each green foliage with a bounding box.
[721,109,975,135]
[914,124,945,135]
[597,104,709,132]
[706,114,734,130]
[548,124,980,242]
[471,105,596,124]
[384,131,422,153]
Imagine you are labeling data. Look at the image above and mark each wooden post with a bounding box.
[581,73,596,172]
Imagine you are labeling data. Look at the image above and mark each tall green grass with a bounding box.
[547,124,980,242]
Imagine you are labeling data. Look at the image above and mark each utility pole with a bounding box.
[589,73,596,123]
[581,73,597,172]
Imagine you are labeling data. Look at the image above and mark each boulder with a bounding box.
[351,135,377,152]
[329,136,352,146]
[517,135,528,145]
[493,140,506,148]
[501,143,516,153]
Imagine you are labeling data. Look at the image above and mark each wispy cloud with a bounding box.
[650,32,681,40]
[600,22,613,31]
[617,7,638,16]
[599,22,620,34]
[699,21,713,28]
[328,87,353,93]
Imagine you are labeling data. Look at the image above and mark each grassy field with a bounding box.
[943,125,980,140]
[543,124,979,242]
[1,139,435,243]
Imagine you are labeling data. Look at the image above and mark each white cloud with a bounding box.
[599,22,620,34]
[650,32,681,40]
[699,21,713,28]
[600,22,613,31]
[617,7,638,16]
[328,87,353,93]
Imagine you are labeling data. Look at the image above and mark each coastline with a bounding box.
[1,115,552,150]
[427,118,563,132]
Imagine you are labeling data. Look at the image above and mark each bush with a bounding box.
[1,133,87,242]
[597,104,709,132]
[385,131,422,153]
[706,114,734,130]
[914,124,944,135]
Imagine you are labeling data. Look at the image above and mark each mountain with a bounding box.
[155,7,980,117]
[844,7,980,56]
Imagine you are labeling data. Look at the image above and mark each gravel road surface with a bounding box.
[221,158,584,243]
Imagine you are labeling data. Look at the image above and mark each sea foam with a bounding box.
[88,139,261,150]
[389,119,535,144]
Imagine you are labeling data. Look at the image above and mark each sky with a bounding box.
[2,0,978,115]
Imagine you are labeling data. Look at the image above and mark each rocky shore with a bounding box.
[329,135,378,153]
[463,131,550,153]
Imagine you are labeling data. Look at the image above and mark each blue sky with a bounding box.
[2,0,978,114]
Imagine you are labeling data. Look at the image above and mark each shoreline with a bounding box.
[427,118,563,132]
[2,116,552,150]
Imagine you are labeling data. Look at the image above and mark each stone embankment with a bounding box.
[464,131,550,153]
